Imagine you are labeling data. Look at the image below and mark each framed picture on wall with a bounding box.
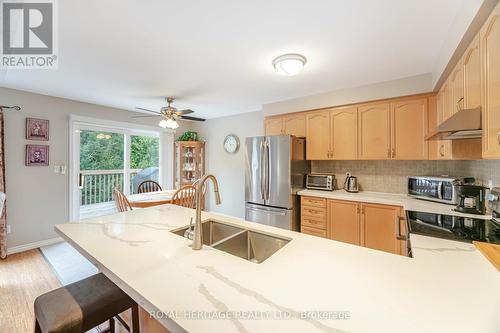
[26,145,49,166]
[26,118,49,141]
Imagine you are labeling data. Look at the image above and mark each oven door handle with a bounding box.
[437,182,443,200]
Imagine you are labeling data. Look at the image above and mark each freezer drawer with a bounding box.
[245,203,296,230]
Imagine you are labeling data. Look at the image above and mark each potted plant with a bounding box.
[176,131,202,142]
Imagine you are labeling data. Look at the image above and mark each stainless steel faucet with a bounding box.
[192,174,221,250]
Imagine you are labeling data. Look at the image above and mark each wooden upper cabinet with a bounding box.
[361,203,405,255]
[306,110,331,160]
[463,34,481,109]
[391,98,428,160]
[436,88,453,159]
[264,117,284,136]
[358,103,391,160]
[428,95,439,160]
[328,200,360,245]
[481,3,500,159]
[283,114,306,137]
[330,107,358,160]
[450,62,465,115]
[442,80,453,122]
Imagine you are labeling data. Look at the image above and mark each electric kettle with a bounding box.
[343,172,359,193]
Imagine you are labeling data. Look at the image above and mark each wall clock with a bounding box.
[223,134,240,154]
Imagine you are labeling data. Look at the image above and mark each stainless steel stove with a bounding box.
[406,187,500,246]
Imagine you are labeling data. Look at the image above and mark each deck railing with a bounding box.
[81,169,141,205]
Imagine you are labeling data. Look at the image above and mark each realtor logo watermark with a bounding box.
[1,0,58,69]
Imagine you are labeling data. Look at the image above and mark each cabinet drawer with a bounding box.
[301,206,326,219]
[301,216,326,230]
[301,196,326,208]
[301,226,327,238]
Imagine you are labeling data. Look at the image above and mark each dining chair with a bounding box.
[171,185,197,209]
[137,180,162,194]
[113,188,132,212]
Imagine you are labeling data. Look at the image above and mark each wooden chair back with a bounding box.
[137,180,162,194]
[113,188,132,212]
[171,185,197,209]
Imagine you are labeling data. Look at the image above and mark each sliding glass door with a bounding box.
[71,124,160,220]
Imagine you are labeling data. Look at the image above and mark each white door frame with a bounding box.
[68,115,175,221]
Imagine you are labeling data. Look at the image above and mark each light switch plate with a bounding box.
[6,225,11,234]
[53,165,61,174]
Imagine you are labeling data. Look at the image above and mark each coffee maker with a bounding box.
[454,184,487,215]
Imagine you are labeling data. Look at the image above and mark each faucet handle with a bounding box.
[184,217,194,240]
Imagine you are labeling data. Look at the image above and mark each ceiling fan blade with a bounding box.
[177,109,194,115]
[135,107,161,115]
[132,115,161,118]
[180,115,206,122]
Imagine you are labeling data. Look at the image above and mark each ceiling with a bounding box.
[0,0,471,119]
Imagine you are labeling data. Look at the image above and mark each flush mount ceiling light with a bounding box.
[272,53,307,76]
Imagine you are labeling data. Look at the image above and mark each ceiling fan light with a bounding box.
[166,118,179,129]
[272,53,307,76]
[158,119,169,128]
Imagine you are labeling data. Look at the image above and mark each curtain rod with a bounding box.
[0,105,21,111]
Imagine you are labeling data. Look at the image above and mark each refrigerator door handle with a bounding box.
[265,141,270,201]
[246,206,287,216]
[259,140,265,200]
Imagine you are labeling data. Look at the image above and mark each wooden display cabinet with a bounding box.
[174,141,205,188]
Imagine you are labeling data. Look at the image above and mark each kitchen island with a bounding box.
[55,204,500,333]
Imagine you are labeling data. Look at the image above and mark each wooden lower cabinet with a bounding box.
[301,196,327,238]
[360,203,406,256]
[327,200,360,246]
[300,196,407,256]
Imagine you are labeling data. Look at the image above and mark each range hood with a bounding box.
[425,107,482,141]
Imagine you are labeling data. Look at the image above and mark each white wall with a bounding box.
[192,110,263,218]
[262,74,432,116]
[1,87,191,249]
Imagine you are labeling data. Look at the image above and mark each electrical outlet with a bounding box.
[6,224,11,234]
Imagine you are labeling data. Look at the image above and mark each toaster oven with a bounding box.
[306,174,335,191]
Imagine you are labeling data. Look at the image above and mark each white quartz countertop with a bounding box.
[298,189,493,219]
[55,205,500,333]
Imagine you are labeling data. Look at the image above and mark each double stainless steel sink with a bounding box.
[171,220,290,263]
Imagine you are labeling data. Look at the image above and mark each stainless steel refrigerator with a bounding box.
[244,135,310,230]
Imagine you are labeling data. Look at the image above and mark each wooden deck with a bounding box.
[79,201,117,220]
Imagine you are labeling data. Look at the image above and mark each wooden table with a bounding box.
[127,190,176,208]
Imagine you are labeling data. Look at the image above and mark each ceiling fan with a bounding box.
[133,97,205,129]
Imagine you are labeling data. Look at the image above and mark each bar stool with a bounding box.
[34,273,140,333]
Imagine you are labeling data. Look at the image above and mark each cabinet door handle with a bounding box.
[456,97,464,111]
[395,216,406,241]
[497,132,500,146]
[391,148,396,158]
[439,144,445,157]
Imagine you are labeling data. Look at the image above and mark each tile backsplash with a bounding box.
[312,160,500,193]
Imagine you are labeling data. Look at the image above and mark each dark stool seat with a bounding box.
[34,273,139,333]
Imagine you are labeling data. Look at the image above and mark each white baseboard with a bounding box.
[7,237,64,255]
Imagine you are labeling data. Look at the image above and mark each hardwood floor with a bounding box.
[0,249,61,333]
[0,249,170,333]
